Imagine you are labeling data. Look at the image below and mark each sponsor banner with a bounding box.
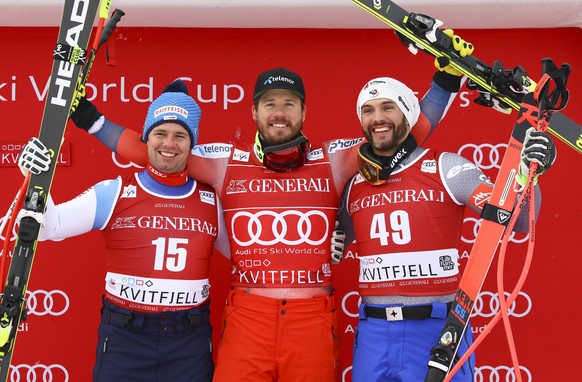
[0,141,71,167]
[0,25,580,382]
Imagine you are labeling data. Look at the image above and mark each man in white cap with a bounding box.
[17,80,230,382]
[330,77,556,381]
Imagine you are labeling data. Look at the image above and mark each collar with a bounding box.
[358,134,418,182]
[146,162,189,186]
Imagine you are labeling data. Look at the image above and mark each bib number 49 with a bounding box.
[370,211,411,246]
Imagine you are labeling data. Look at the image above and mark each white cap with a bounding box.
[356,77,420,127]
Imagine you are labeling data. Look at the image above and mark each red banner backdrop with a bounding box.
[0,26,581,381]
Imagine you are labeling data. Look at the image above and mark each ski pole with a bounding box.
[0,176,30,286]
[71,6,125,115]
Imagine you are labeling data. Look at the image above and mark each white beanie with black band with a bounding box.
[356,77,420,128]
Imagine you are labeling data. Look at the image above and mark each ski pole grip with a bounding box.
[424,367,446,382]
[98,9,125,49]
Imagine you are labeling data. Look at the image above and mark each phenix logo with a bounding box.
[51,0,91,107]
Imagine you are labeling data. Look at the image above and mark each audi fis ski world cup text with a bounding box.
[0,74,477,111]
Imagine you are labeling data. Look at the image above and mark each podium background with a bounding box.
[0,25,581,381]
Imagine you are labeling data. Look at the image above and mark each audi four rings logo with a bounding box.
[475,365,532,382]
[458,143,507,170]
[341,291,361,318]
[9,364,69,382]
[26,289,70,316]
[339,290,531,319]
[0,217,18,242]
[471,291,532,318]
[341,365,532,382]
[231,210,329,246]
[462,217,528,244]
[111,152,144,169]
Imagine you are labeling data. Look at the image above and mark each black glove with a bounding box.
[330,221,346,264]
[517,127,557,185]
[433,29,474,92]
[70,96,103,131]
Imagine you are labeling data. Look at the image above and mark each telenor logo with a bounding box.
[264,76,294,85]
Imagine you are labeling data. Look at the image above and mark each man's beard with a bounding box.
[257,118,303,146]
[364,118,408,153]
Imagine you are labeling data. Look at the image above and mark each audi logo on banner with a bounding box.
[26,289,70,317]
[458,143,507,170]
[475,365,532,382]
[338,290,531,319]
[341,291,361,318]
[9,363,69,382]
[471,291,532,318]
[341,365,533,382]
[111,152,144,169]
[231,210,329,246]
[462,217,529,244]
[0,216,19,243]
[342,365,352,382]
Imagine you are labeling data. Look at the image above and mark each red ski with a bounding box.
[424,58,570,382]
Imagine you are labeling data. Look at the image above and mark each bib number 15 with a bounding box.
[152,237,188,272]
[370,211,411,246]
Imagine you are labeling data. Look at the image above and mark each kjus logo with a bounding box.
[458,143,507,170]
[475,365,532,382]
[26,289,70,317]
[471,291,532,318]
[462,217,529,244]
[9,363,69,382]
[231,210,329,246]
